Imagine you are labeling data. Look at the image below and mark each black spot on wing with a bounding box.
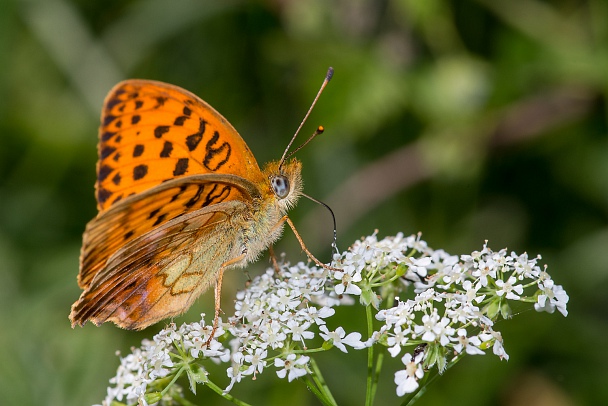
[154,126,170,138]
[174,116,188,126]
[148,208,160,219]
[133,165,148,180]
[112,172,121,186]
[155,97,167,108]
[133,144,144,157]
[173,158,189,176]
[105,98,121,111]
[101,131,116,141]
[185,118,206,151]
[100,146,116,159]
[152,213,167,227]
[160,141,173,158]
[103,115,117,126]
[98,165,113,182]
[97,187,112,205]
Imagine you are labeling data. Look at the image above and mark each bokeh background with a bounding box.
[1,0,606,405]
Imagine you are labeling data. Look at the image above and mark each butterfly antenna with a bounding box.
[302,192,340,256]
[285,125,325,161]
[279,67,334,171]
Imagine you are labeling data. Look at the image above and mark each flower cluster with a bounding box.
[99,320,228,405]
[225,263,364,391]
[98,232,568,405]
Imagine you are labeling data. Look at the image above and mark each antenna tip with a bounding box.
[326,67,334,81]
[317,125,325,134]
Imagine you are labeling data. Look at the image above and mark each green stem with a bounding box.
[304,375,334,406]
[308,357,338,406]
[371,350,384,402]
[170,393,199,406]
[205,379,253,406]
[400,353,465,406]
[365,304,375,406]
[160,366,187,397]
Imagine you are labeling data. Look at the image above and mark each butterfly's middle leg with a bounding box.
[268,245,281,273]
[206,252,247,346]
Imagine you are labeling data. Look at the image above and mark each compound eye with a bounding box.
[271,175,290,199]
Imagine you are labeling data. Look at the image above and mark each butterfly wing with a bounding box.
[96,79,265,211]
[71,176,258,329]
[72,80,274,329]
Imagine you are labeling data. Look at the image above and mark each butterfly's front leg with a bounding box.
[273,215,341,272]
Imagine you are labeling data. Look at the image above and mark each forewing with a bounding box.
[96,79,264,211]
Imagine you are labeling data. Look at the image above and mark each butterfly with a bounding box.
[70,68,335,335]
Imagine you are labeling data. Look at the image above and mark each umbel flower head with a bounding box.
[98,232,568,406]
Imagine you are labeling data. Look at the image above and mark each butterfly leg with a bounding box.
[206,252,247,347]
[281,216,341,271]
[268,245,281,273]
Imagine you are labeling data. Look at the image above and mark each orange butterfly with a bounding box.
[70,69,335,335]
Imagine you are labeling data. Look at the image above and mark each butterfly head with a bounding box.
[264,158,302,213]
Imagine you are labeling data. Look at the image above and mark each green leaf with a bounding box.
[186,364,208,394]
[484,297,501,319]
[360,286,374,307]
[500,301,513,319]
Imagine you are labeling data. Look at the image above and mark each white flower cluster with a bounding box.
[98,233,568,405]
[98,321,229,406]
[330,233,569,395]
[225,263,364,391]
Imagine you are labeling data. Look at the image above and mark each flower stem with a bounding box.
[160,365,187,398]
[307,357,338,406]
[205,379,253,406]
[365,304,375,406]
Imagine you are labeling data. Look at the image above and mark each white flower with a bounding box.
[387,324,411,357]
[408,256,431,277]
[285,319,314,344]
[480,330,509,361]
[244,348,268,376]
[414,312,454,346]
[319,326,365,352]
[452,329,485,355]
[333,265,363,295]
[495,276,524,300]
[535,279,569,316]
[275,354,309,381]
[394,353,424,396]
[225,365,244,392]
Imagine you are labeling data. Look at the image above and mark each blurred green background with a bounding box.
[1,0,606,405]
